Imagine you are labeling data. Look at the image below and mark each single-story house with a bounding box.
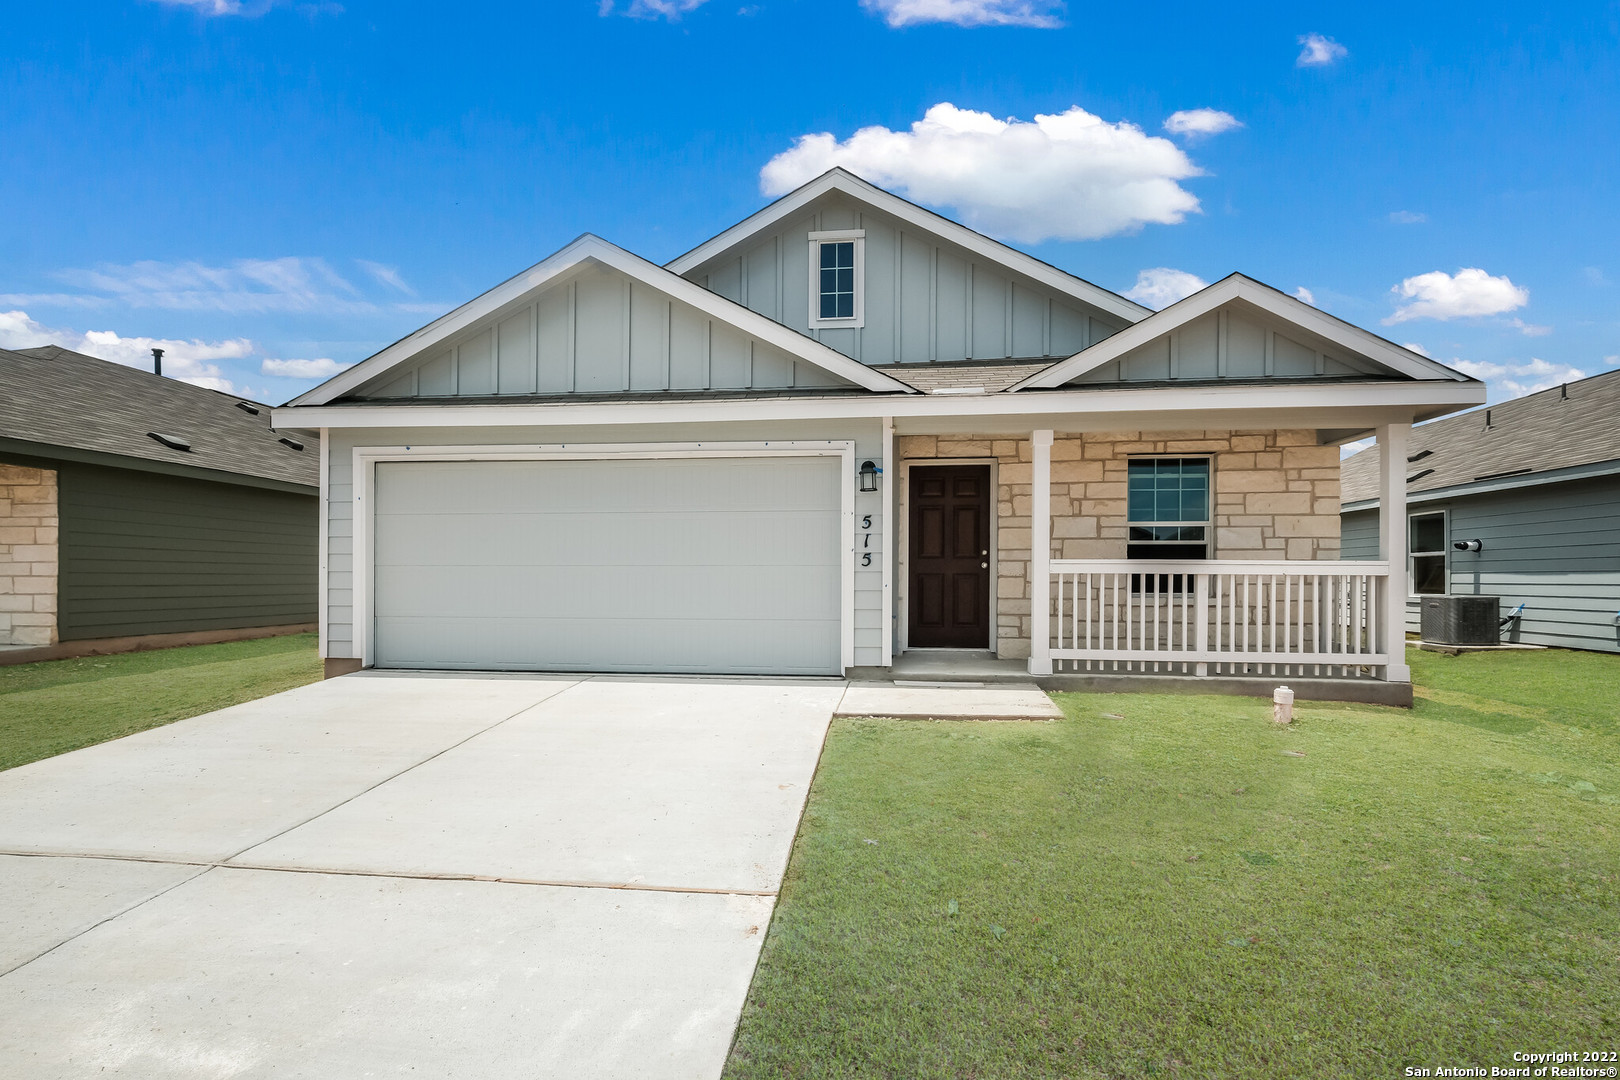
[1342,367,1620,653]
[273,168,1486,701]
[0,345,319,656]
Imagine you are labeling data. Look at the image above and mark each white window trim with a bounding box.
[1408,507,1449,598]
[808,229,865,330]
[347,441,857,673]
[1125,454,1213,558]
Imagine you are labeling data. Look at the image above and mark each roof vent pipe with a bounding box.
[1561,383,1568,400]
[151,347,164,377]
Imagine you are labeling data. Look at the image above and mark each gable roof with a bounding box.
[0,346,318,490]
[1011,274,1477,390]
[1341,366,1620,506]
[290,234,916,406]
[665,168,1152,326]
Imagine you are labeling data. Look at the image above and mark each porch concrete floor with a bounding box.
[889,649,1033,683]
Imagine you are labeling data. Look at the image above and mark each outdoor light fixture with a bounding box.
[858,459,881,492]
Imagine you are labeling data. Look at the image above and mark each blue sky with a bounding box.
[2,0,1617,405]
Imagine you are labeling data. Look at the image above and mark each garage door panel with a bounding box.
[375,458,841,516]
[375,564,841,621]
[371,456,843,674]
[374,511,840,569]
[375,616,840,675]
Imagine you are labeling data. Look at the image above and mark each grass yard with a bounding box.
[727,648,1620,1079]
[0,633,322,772]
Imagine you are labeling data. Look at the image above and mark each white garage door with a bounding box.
[371,456,843,675]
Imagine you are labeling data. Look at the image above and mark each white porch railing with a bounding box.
[1049,559,1393,680]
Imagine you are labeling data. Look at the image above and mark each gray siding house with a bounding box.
[274,169,1486,699]
[1341,368,1620,653]
[0,346,319,652]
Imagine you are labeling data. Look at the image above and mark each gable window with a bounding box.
[808,230,865,329]
[1409,510,1448,595]
[1126,458,1211,561]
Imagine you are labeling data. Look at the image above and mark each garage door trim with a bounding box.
[350,441,856,671]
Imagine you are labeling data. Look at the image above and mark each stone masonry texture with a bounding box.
[897,430,1341,660]
[0,464,60,646]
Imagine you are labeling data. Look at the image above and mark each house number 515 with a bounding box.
[859,515,874,565]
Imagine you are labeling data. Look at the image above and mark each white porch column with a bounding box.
[1029,429,1054,676]
[1376,421,1413,683]
[881,416,895,668]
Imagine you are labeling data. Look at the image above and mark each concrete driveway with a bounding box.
[0,672,842,1079]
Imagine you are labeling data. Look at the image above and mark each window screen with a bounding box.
[1409,511,1448,595]
[818,241,856,320]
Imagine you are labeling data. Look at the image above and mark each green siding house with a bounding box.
[0,345,318,653]
[1341,368,1620,653]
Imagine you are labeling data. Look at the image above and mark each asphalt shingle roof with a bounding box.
[0,345,318,489]
[1341,367,1620,504]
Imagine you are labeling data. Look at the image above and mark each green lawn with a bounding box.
[727,648,1620,1079]
[0,633,323,772]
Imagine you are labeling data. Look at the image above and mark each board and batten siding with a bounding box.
[57,462,318,640]
[354,261,850,401]
[1071,305,1387,385]
[323,419,889,668]
[1341,474,1620,653]
[681,193,1124,366]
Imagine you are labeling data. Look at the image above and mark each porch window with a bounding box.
[808,230,865,328]
[1126,457,1210,561]
[1409,510,1448,595]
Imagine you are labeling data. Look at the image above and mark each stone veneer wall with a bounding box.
[897,430,1341,660]
[0,464,59,646]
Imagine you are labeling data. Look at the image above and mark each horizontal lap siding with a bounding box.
[57,463,318,640]
[1342,478,1620,652]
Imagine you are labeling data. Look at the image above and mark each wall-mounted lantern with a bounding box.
[858,460,881,493]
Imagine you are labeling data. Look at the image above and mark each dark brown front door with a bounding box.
[908,464,991,648]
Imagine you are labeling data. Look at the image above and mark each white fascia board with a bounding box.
[273,378,1485,432]
[665,169,1151,326]
[1011,274,1480,391]
[289,234,915,406]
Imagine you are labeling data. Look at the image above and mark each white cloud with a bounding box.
[1297,32,1347,67]
[598,0,709,17]
[1384,268,1529,324]
[1388,210,1427,224]
[1293,286,1315,306]
[1508,318,1552,337]
[761,102,1204,243]
[1,255,441,317]
[1402,342,1431,357]
[1450,357,1588,399]
[1340,436,1372,460]
[355,260,416,296]
[860,0,1063,28]
[1125,268,1208,309]
[1163,109,1242,139]
[0,309,250,393]
[1605,355,1619,366]
[261,357,352,378]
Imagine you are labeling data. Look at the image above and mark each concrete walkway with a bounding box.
[836,680,1063,721]
[0,672,841,1079]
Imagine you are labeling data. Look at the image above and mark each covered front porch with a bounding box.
[888,422,1418,703]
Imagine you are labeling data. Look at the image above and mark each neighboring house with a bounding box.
[0,345,319,653]
[273,168,1485,700]
[1341,368,1620,653]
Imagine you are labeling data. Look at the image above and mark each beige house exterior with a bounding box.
[274,170,1486,699]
